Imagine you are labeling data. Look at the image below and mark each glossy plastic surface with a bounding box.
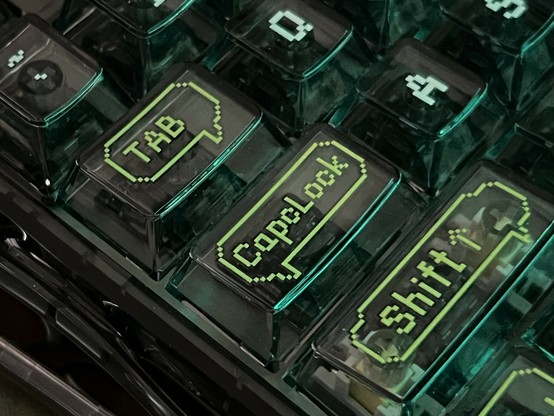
[0,15,123,194]
[169,124,421,365]
[339,39,507,193]
[322,0,442,50]
[294,163,554,415]
[66,0,222,100]
[63,64,282,278]
[439,0,554,106]
[207,0,372,133]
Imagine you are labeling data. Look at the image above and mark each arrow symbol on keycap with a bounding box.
[8,50,24,68]
[152,0,165,7]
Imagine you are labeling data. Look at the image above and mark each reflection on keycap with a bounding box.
[0,16,124,194]
[438,0,554,107]
[169,125,421,364]
[65,0,222,100]
[63,64,283,278]
[517,70,554,145]
[206,0,373,134]
[338,39,507,193]
[294,163,554,415]
[322,0,441,50]
[477,357,554,415]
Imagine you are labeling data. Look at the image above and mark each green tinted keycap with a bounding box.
[321,0,442,50]
[338,39,508,193]
[169,125,421,364]
[0,15,123,194]
[438,0,554,107]
[411,233,554,415]
[64,0,222,100]
[206,0,372,134]
[63,64,283,278]
[294,163,554,415]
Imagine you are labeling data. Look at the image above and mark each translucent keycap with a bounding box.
[476,354,554,415]
[65,0,222,100]
[529,311,554,364]
[438,0,554,107]
[169,125,422,365]
[293,163,554,415]
[337,39,508,193]
[206,0,258,19]
[321,0,442,51]
[63,64,284,278]
[495,130,554,195]
[410,232,554,415]
[5,0,66,23]
[0,15,125,195]
[516,70,554,146]
[205,0,373,134]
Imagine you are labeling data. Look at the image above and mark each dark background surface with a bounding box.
[0,372,60,416]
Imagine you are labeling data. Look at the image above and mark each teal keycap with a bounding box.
[293,162,554,415]
[63,64,284,278]
[204,0,373,135]
[495,130,554,195]
[337,39,508,193]
[322,0,442,51]
[438,0,554,107]
[413,234,554,414]
[0,15,124,195]
[169,124,421,365]
[64,0,223,100]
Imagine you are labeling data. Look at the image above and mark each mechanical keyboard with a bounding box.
[0,0,552,415]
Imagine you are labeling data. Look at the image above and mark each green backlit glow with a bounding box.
[216,140,368,284]
[350,181,533,365]
[268,10,314,42]
[103,81,223,183]
[478,367,554,415]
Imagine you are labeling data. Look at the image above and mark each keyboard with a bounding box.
[0,0,553,415]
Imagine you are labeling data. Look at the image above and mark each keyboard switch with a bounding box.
[0,16,122,194]
[63,64,282,278]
